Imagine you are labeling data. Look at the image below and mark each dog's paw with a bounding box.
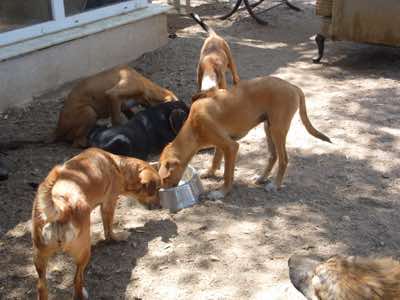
[109,231,130,242]
[200,170,216,179]
[252,174,268,185]
[74,287,89,300]
[264,180,277,193]
[82,287,89,300]
[207,190,225,200]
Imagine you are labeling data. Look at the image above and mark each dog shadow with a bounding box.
[51,218,178,299]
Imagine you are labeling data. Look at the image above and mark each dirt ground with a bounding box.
[1,1,400,299]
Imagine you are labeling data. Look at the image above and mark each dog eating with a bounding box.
[289,254,400,300]
[158,77,331,199]
[31,148,161,300]
[53,65,178,148]
[190,13,240,91]
[88,101,189,160]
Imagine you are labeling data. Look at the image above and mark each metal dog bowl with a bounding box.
[158,165,204,213]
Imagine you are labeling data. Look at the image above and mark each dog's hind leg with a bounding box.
[72,107,97,148]
[67,221,91,300]
[268,125,289,191]
[254,122,277,185]
[34,249,54,300]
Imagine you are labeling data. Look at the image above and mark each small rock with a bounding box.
[342,215,351,222]
[302,245,315,250]
[159,265,168,271]
[380,241,385,247]
[198,225,208,231]
[382,174,390,179]
[210,255,220,262]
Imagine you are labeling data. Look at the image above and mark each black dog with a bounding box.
[88,101,189,160]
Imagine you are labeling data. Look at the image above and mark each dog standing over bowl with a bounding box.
[88,101,189,160]
[53,65,178,148]
[288,254,400,299]
[158,77,331,199]
[31,148,160,300]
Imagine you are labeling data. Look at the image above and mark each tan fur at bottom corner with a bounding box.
[289,254,400,300]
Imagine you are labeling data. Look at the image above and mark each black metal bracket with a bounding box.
[219,0,301,25]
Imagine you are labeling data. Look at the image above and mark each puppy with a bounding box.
[53,65,178,148]
[158,77,331,199]
[190,13,240,91]
[289,254,400,300]
[31,148,161,300]
[88,101,189,160]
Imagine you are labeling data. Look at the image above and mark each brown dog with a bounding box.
[289,254,400,299]
[31,148,161,300]
[190,13,240,91]
[158,77,331,199]
[53,66,178,147]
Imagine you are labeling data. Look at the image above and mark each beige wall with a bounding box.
[0,7,169,112]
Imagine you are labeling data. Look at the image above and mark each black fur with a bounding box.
[88,101,189,160]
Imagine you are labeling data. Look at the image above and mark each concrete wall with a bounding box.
[0,5,169,112]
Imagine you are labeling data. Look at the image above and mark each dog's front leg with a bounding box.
[208,140,239,200]
[101,198,129,241]
[227,53,240,85]
[201,147,223,179]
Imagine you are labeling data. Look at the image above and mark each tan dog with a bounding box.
[158,77,331,199]
[31,148,161,300]
[53,66,178,147]
[190,13,240,91]
[289,254,400,299]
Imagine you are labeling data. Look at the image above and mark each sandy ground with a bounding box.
[1,1,400,299]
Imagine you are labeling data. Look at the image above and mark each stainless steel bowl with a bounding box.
[158,165,204,213]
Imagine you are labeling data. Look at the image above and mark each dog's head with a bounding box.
[123,162,161,208]
[137,167,161,208]
[158,145,185,189]
[288,255,396,300]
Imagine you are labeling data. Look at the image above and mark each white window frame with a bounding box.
[0,0,148,47]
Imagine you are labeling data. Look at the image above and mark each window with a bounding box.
[0,0,148,47]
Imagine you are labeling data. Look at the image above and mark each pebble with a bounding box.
[210,255,220,262]
[342,215,351,222]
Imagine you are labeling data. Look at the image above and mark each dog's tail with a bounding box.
[36,165,73,223]
[298,89,332,143]
[190,13,216,35]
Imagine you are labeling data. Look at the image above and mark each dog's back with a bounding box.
[89,101,189,159]
[289,255,400,300]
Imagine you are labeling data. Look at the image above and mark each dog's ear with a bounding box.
[288,255,322,300]
[158,163,171,180]
[169,109,188,135]
[143,180,157,196]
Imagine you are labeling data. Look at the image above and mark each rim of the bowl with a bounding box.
[156,164,199,193]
